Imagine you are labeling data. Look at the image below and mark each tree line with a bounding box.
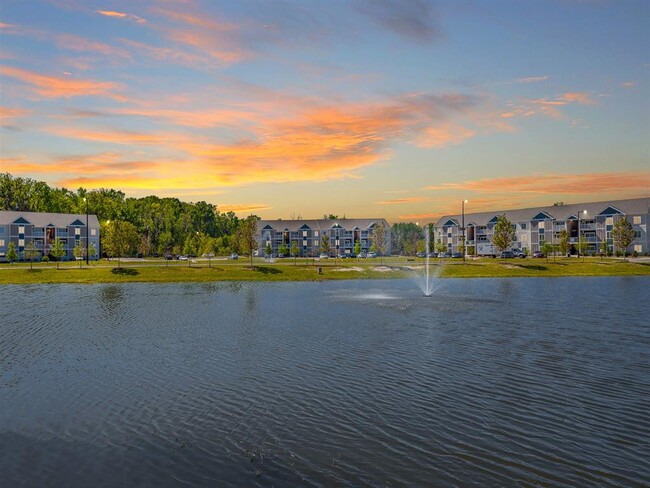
[1,173,259,258]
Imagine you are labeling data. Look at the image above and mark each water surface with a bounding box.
[1,278,649,487]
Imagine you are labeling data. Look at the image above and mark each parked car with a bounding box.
[367,252,377,258]
[532,251,545,258]
[164,254,173,260]
[228,253,239,260]
[451,252,463,258]
[357,252,368,258]
[512,249,527,258]
[439,252,451,258]
[500,251,514,258]
[177,255,188,261]
[319,253,329,259]
[428,252,438,258]
[416,252,426,258]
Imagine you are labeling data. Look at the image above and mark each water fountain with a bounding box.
[419,224,441,297]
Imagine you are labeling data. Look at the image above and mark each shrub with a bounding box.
[41,255,49,263]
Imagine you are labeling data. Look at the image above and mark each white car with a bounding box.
[319,253,329,259]
[228,253,239,260]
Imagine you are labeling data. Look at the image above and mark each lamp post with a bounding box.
[83,197,89,265]
[461,200,468,262]
[577,209,586,258]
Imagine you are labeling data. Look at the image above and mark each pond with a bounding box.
[1,277,648,487]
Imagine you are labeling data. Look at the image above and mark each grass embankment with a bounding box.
[0,257,648,285]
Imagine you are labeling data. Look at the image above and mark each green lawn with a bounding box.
[0,257,648,285]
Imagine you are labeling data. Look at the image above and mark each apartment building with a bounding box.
[433,197,650,256]
[257,219,391,257]
[0,211,100,261]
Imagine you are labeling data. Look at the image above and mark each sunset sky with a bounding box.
[1,0,648,222]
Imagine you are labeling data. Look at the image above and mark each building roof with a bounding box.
[434,197,650,227]
[258,218,390,232]
[0,211,100,228]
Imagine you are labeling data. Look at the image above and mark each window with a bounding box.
[91,228,97,236]
[634,245,642,253]
[314,231,319,237]
[19,239,25,247]
[538,221,544,229]
[303,240,307,246]
[314,240,319,246]
[19,226,25,234]
[635,230,642,239]
[0,239,4,247]
[75,227,81,235]
[0,228,4,234]
[633,216,641,225]
[520,223,527,230]
[521,235,528,243]
[606,217,613,225]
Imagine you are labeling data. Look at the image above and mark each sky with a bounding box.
[1,0,648,222]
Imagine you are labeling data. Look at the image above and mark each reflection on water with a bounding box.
[1,278,649,487]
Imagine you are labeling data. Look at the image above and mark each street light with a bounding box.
[577,209,587,258]
[461,200,468,262]
[83,197,89,265]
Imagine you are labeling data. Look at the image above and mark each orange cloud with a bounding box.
[416,123,475,148]
[425,171,650,195]
[45,126,171,145]
[0,106,30,119]
[97,10,146,23]
[217,204,273,214]
[504,91,595,120]
[0,65,124,100]
[150,5,249,65]
[55,34,132,60]
[376,197,429,205]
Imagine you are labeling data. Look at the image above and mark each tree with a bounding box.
[23,241,39,270]
[612,217,635,259]
[278,243,289,257]
[354,240,361,256]
[73,243,85,268]
[372,223,388,264]
[492,214,516,255]
[236,215,260,266]
[557,229,570,256]
[102,220,139,268]
[290,241,299,264]
[265,242,272,257]
[89,242,97,262]
[50,238,66,269]
[541,241,555,262]
[6,241,18,265]
[320,234,330,255]
[435,236,446,254]
[599,240,609,259]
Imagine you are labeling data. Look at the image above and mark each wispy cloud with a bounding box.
[513,75,549,83]
[502,91,595,119]
[217,203,273,214]
[55,34,132,60]
[376,197,429,205]
[620,81,636,88]
[97,10,146,24]
[0,65,125,100]
[355,0,442,42]
[425,171,650,194]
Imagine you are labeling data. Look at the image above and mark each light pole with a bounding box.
[577,209,586,258]
[83,197,89,265]
[461,200,468,262]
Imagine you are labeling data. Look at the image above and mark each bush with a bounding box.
[632,250,638,258]
[41,255,49,263]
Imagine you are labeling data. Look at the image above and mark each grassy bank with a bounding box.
[0,257,649,285]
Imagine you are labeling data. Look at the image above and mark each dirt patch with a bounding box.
[334,267,363,272]
[372,266,394,272]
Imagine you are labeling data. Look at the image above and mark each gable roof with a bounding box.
[0,211,100,228]
[434,197,650,227]
[257,218,390,233]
